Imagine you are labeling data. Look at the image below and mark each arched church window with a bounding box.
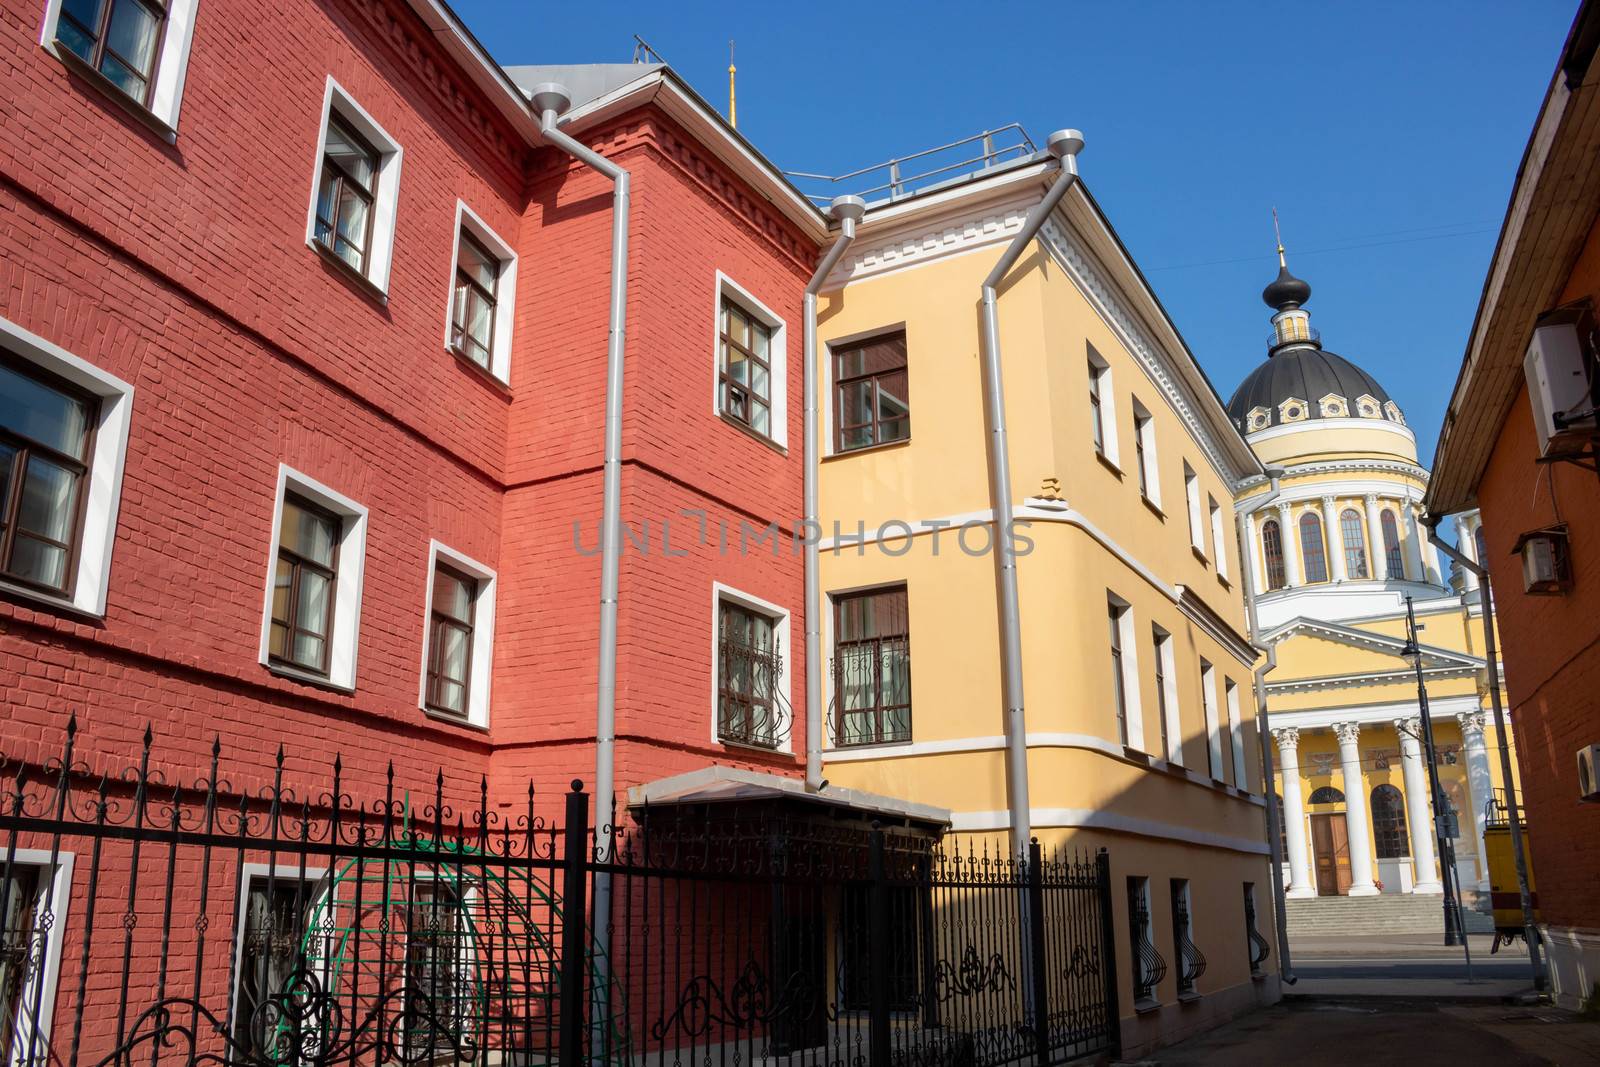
[1341,508,1370,579]
[1299,513,1329,583]
[1381,510,1404,578]
[1262,519,1286,590]
[1371,784,1409,859]
[1307,786,1344,805]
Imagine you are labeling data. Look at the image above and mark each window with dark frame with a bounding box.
[1381,510,1404,578]
[269,495,340,677]
[0,358,97,598]
[1299,512,1328,583]
[405,881,471,1055]
[1126,876,1165,1005]
[832,586,910,746]
[1109,601,1129,746]
[1341,508,1370,579]
[719,299,775,439]
[1261,518,1286,590]
[230,875,317,1062]
[835,332,909,452]
[1371,784,1409,859]
[451,232,500,370]
[313,114,380,276]
[0,865,41,1054]
[717,600,782,749]
[426,565,477,718]
[53,0,167,105]
[1170,879,1206,996]
[1133,407,1154,501]
[1153,625,1171,759]
[1088,356,1106,455]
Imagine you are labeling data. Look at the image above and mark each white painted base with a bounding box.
[1377,857,1413,894]
[1540,925,1600,1011]
[1409,881,1443,895]
[1285,885,1317,899]
[1347,884,1380,897]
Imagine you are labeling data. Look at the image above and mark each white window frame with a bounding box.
[1153,625,1181,765]
[1209,496,1229,581]
[418,540,496,729]
[304,77,404,296]
[1132,398,1160,508]
[1200,658,1223,781]
[39,0,201,137]
[1087,344,1120,467]
[0,849,74,1067]
[709,581,793,752]
[712,272,789,449]
[1225,677,1247,789]
[257,464,368,692]
[443,201,517,384]
[227,863,333,1049]
[1107,592,1144,752]
[1183,462,1204,554]
[0,315,134,618]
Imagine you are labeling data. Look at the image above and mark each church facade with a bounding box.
[1229,261,1517,901]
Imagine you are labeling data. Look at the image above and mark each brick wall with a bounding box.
[1474,211,1600,931]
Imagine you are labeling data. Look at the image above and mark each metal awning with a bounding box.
[626,765,950,830]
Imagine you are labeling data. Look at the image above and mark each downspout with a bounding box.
[804,196,867,791]
[1236,468,1296,984]
[1426,516,1544,989]
[978,128,1084,858]
[531,82,629,993]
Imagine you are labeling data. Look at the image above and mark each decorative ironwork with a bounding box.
[716,621,790,750]
[0,720,1121,1067]
[1127,880,1167,1004]
[1171,889,1207,995]
[1244,887,1271,974]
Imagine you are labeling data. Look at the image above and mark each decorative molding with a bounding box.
[1456,711,1488,741]
[831,197,1034,286]
[1272,726,1301,750]
[1333,721,1362,746]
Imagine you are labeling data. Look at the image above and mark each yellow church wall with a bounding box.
[1244,423,1420,466]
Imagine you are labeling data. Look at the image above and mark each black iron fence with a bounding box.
[0,722,1119,1067]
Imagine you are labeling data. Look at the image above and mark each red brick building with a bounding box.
[0,0,954,1055]
[1426,0,1600,1010]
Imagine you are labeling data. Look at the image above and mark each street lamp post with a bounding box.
[1399,596,1473,976]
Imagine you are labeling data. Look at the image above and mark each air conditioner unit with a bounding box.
[1524,313,1598,455]
[1578,744,1600,802]
[1513,525,1572,595]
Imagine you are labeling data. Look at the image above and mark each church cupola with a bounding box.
[1264,220,1318,354]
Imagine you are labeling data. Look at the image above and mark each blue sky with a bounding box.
[454,1,1576,464]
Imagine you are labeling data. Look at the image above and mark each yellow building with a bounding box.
[812,133,1279,1054]
[1228,259,1516,905]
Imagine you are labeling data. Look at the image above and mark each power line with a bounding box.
[1146,221,1500,273]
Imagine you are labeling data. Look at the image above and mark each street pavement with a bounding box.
[1287,931,1538,999]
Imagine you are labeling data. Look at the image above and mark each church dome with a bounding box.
[1226,347,1397,434]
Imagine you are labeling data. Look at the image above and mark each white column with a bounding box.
[1458,514,1481,591]
[1277,501,1302,587]
[1323,495,1348,581]
[1395,716,1442,893]
[1274,727,1316,899]
[1457,711,1493,890]
[1403,506,1426,583]
[1364,494,1388,580]
[1334,721,1380,895]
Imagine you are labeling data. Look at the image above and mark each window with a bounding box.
[305,79,403,294]
[1106,596,1142,751]
[0,851,73,1062]
[42,0,200,132]
[258,466,368,691]
[1209,497,1228,581]
[230,870,325,1062]
[1307,786,1345,805]
[420,542,497,728]
[1371,784,1409,859]
[1298,512,1328,583]
[1170,880,1205,997]
[720,299,774,438]
[1126,877,1165,1006]
[0,319,134,616]
[1200,659,1222,780]
[443,204,518,383]
[0,359,95,597]
[832,585,909,746]
[1132,399,1158,506]
[1152,626,1180,764]
[1225,679,1247,789]
[1088,356,1107,455]
[1340,508,1369,579]
[717,598,784,749]
[1261,518,1286,591]
[405,881,472,1055]
[1243,883,1269,976]
[1183,463,1204,553]
[1381,510,1404,579]
[834,331,908,452]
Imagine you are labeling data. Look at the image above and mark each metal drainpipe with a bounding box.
[530,84,630,1016]
[1426,516,1544,989]
[978,129,1084,858]
[1236,469,1296,984]
[804,196,868,791]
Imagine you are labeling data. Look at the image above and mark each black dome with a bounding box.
[1226,347,1396,433]
[1262,265,1311,310]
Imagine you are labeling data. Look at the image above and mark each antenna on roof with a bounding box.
[1272,206,1287,268]
[728,40,737,129]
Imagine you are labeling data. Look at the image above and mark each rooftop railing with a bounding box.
[787,124,1040,206]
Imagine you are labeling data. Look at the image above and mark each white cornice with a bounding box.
[1237,457,1431,496]
[1243,417,1418,449]
[1269,693,1488,730]
[824,188,1039,288]
[1262,616,1485,669]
